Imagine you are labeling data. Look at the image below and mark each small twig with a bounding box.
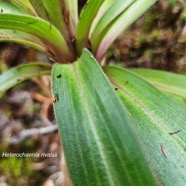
[9,125,58,145]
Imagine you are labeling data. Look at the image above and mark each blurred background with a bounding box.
[0,0,185,185]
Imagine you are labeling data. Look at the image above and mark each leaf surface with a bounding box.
[91,0,134,51]
[0,13,73,61]
[28,0,48,19]
[75,0,105,55]
[131,68,186,106]
[0,2,46,52]
[95,0,157,61]
[0,1,26,14]
[42,0,69,42]
[0,29,46,52]
[52,49,157,185]
[104,66,186,186]
[0,63,51,96]
[10,0,37,15]
[89,0,115,35]
[62,0,78,37]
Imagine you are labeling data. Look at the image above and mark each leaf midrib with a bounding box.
[73,62,116,185]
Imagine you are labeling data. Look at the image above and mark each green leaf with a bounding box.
[89,0,115,34]
[29,0,76,46]
[130,68,186,106]
[0,13,73,61]
[94,0,157,61]
[9,0,37,15]
[0,1,26,14]
[0,2,44,51]
[0,63,51,96]
[0,2,44,52]
[91,0,134,52]
[52,49,157,185]
[28,0,48,19]
[0,29,46,52]
[63,0,78,37]
[59,0,78,39]
[75,0,105,55]
[104,66,186,185]
[42,0,70,42]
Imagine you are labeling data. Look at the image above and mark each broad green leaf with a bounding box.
[0,29,46,52]
[130,68,186,106]
[10,0,37,15]
[52,49,157,185]
[0,14,73,62]
[104,66,186,185]
[95,0,157,61]
[0,63,51,96]
[75,0,105,55]
[91,0,134,51]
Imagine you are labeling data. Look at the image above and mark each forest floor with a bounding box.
[0,1,185,186]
